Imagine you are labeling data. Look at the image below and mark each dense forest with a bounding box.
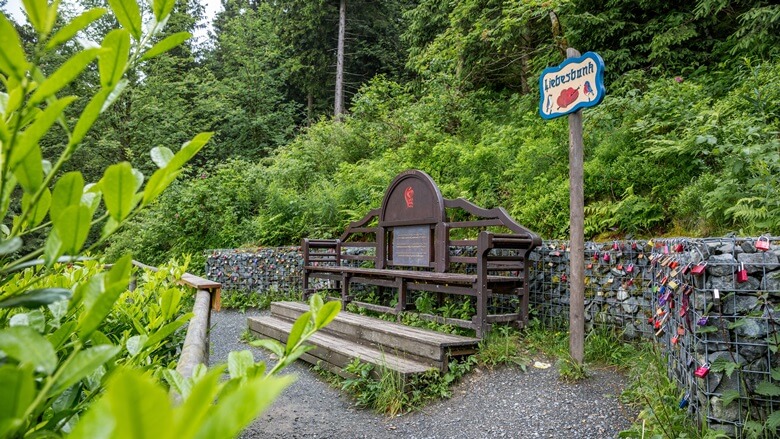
[4,0,779,270]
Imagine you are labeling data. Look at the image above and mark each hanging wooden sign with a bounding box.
[538,51,605,119]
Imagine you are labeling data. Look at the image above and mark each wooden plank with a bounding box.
[350,301,397,315]
[415,313,476,330]
[271,302,480,348]
[450,256,477,264]
[341,242,377,248]
[340,254,376,261]
[304,265,521,284]
[248,316,434,376]
[449,239,477,246]
[486,313,522,323]
[181,273,221,289]
[406,283,476,296]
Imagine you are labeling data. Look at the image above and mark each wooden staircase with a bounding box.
[247,301,481,379]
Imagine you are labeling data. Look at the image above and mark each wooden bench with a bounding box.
[302,170,541,337]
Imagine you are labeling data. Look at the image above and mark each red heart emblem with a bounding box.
[556,87,579,109]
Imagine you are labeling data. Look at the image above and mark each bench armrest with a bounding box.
[302,238,341,266]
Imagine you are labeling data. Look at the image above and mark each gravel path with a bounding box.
[209,309,637,439]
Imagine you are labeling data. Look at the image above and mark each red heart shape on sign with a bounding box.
[556,87,579,109]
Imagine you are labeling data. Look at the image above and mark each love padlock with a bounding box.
[671,335,679,345]
[675,243,684,253]
[682,263,692,275]
[756,236,771,251]
[697,315,709,326]
[663,244,670,254]
[737,263,748,283]
[631,242,638,250]
[694,363,711,378]
[626,264,635,273]
[679,392,690,409]
[603,252,611,263]
[613,241,620,251]
[691,262,707,276]
[668,280,679,290]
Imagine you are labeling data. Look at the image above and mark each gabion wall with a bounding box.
[529,236,780,436]
[205,236,780,435]
[205,247,304,292]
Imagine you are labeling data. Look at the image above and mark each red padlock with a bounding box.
[675,243,684,252]
[631,242,638,250]
[593,252,599,261]
[561,273,567,282]
[603,252,611,263]
[626,278,634,287]
[694,363,710,378]
[613,241,621,250]
[671,335,679,345]
[682,263,692,275]
[669,260,679,269]
[737,263,748,283]
[757,236,771,252]
[691,262,707,276]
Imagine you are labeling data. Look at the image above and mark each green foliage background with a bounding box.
[39,0,772,268]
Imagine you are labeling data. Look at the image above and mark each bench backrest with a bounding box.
[336,170,541,273]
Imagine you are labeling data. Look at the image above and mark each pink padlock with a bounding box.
[663,244,670,254]
[756,236,770,251]
[603,252,611,263]
[625,264,635,273]
[694,363,710,378]
[736,263,748,283]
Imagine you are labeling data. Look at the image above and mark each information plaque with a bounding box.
[392,225,430,267]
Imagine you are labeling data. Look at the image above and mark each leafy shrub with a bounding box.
[105,159,263,271]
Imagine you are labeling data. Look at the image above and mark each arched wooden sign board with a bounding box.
[379,170,444,268]
[380,170,444,226]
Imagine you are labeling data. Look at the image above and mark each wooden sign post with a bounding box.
[538,49,605,364]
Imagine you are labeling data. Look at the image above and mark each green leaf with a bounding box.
[77,256,129,340]
[167,132,214,170]
[171,366,225,437]
[0,237,22,255]
[0,14,29,80]
[228,350,255,380]
[19,96,76,149]
[755,381,780,397]
[108,368,174,438]
[150,146,174,169]
[101,162,136,221]
[29,49,101,105]
[315,301,340,330]
[11,141,43,194]
[47,320,77,350]
[99,29,130,88]
[67,388,114,439]
[162,369,190,400]
[771,367,780,381]
[286,311,311,354]
[721,390,741,407]
[250,339,284,358]
[126,335,146,357]
[141,32,191,61]
[43,228,63,266]
[151,0,176,22]
[53,205,93,255]
[0,288,71,309]
[21,187,50,227]
[193,375,295,439]
[0,326,57,374]
[141,166,181,205]
[21,0,47,33]
[50,344,120,397]
[767,411,780,431]
[0,364,34,436]
[47,8,107,49]
[70,88,111,147]
[106,0,142,41]
[51,172,85,223]
[142,312,191,349]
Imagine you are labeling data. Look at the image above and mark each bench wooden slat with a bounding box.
[340,254,376,261]
[341,242,377,248]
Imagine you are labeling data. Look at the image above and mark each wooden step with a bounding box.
[247,315,432,380]
[270,301,480,366]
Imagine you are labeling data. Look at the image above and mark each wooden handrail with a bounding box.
[129,260,222,382]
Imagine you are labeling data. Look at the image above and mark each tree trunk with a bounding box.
[334,0,346,120]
